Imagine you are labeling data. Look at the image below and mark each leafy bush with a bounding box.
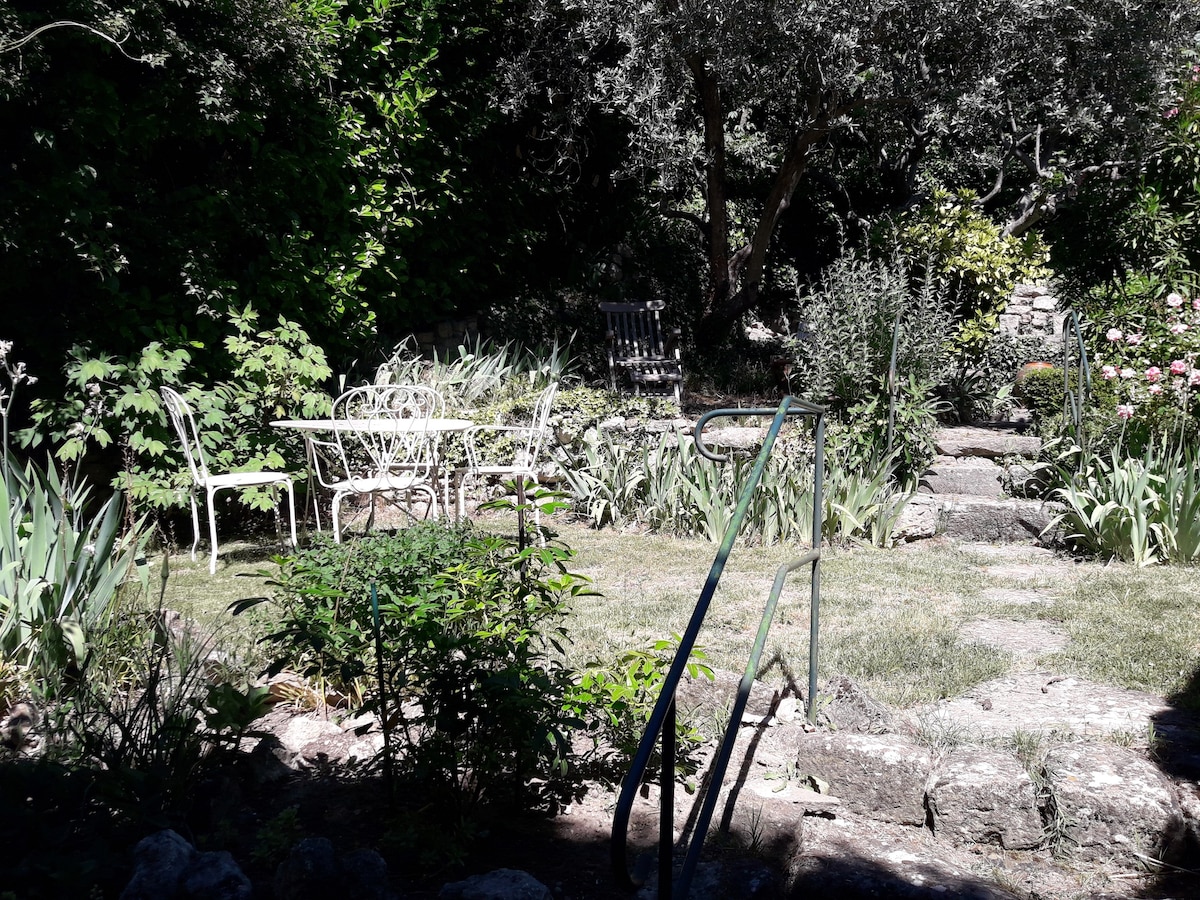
[1015,365,1066,425]
[243,523,594,804]
[23,307,332,514]
[786,251,955,411]
[566,635,713,785]
[1086,286,1200,451]
[888,188,1050,343]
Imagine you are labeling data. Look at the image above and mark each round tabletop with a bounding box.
[271,418,474,433]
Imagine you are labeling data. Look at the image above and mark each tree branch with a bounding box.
[0,20,162,65]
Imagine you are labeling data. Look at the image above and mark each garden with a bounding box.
[3,1,1200,898]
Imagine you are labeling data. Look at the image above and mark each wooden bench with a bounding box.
[600,300,683,403]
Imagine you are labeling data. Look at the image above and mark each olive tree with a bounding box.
[502,0,1191,344]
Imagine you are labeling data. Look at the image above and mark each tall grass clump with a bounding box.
[557,427,914,547]
[1050,440,1200,566]
[375,335,577,411]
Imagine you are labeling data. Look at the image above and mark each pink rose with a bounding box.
[1148,384,1163,395]
[1193,298,1200,311]
[1171,321,1189,335]
[1167,292,1185,308]
[1120,367,1136,379]
[1171,359,1188,375]
[1106,327,1124,342]
[1146,366,1162,382]
[1101,365,1118,379]
[1126,333,1144,345]
[1117,404,1135,420]
[1191,370,1200,387]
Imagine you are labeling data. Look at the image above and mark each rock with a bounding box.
[819,676,894,735]
[919,457,1004,497]
[790,814,1021,899]
[908,674,1174,741]
[274,838,398,900]
[180,851,253,900]
[121,830,196,900]
[893,494,938,542]
[675,669,779,721]
[938,496,1056,543]
[438,868,553,900]
[636,858,783,900]
[935,427,1041,460]
[274,838,339,899]
[926,749,1044,849]
[1044,741,1181,862]
[792,732,931,825]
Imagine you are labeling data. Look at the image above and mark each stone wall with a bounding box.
[412,316,479,358]
[998,284,1065,347]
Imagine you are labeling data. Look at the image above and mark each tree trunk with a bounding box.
[686,53,732,323]
[696,127,823,345]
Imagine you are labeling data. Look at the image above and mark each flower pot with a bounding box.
[1015,361,1054,386]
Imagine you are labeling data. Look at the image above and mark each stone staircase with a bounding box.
[899,422,1059,543]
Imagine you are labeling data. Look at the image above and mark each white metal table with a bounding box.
[271,417,475,527]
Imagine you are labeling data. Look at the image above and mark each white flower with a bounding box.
[1106,327,1124,342]
[1167,292,1185,308]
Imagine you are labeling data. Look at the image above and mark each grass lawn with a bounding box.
[146,514,1200,711]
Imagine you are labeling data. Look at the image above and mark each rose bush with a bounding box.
[1092,289,1200,446]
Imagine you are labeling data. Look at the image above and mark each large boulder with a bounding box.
[926,749,1044,850]
[792,732,931,826]
[1044,741,1182,862]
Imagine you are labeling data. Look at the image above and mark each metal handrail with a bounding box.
[611,396,826,898]
[1061,309,1091,442]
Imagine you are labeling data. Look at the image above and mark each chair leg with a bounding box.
[283,480,298,548]
[532,479,545,547]
[515,478,528,550]
[456,472,468,522]
[206,486,220,575]
[332,490,344,543]
[188,493,201,563]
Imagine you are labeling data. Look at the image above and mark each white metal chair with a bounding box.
[453,381,558,544]
[160,386,298,574]
[316,385,440,542]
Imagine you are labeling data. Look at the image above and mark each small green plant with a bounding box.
[1015,365,1066,425]
[566,634,714,785]
[240,522,595,806]
[250,806,304,868]
[787,250,955,411]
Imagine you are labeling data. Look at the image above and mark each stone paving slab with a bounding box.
[906,673,1176,742]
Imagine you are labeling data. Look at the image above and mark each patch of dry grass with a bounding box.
[145,511,1200,708]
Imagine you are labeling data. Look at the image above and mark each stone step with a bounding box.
[896,494,1060,544]
[919,456,1004,497]
[935,425,1041,460]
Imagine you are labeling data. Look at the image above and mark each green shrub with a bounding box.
[1015,366,1065,424]
[23,307,332,514]
[786,250,955,411]
[1082,284,1200,452]
[242,523,594,804]
[888,188,1050,336]
[566,635,713,786]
